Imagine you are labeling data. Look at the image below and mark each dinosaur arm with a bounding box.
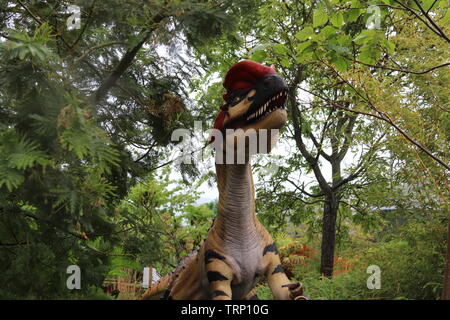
[265,253,293,300]
[263,243,306,300]
[205,258,233,300]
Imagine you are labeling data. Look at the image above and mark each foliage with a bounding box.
[0,0,241,298]
[300,219,446,300]
[259,218,446,300]
[115,171,214,275]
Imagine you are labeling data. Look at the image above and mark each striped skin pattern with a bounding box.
[141,61,308,300]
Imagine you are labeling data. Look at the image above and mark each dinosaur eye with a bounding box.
[228,95,242,107]
[229,90,250,107]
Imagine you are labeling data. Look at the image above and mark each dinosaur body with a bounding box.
[142,61,307,300]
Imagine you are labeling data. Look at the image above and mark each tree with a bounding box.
[0,0,248,298]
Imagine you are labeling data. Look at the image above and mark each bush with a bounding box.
[292,221,446,300]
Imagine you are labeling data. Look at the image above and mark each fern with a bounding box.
[0,130,52,191]
[58,101,119,174]
[4,23,57,64]
[0,166,24,191]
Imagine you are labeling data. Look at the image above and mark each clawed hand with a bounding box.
[282,282,310,300]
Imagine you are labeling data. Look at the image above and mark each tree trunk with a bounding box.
[320,193,339,278]
[443,217,450,300]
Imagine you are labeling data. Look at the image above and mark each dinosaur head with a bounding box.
[214,60,288,132]
[212,60,288,159]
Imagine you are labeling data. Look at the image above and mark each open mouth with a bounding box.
[246,90,288,122]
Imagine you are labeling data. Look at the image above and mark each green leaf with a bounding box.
[326,41,350,54]
[438,0,448,9]
[18,47,28,60]
[250,49,267,63]
[321,25,338,38]
[273,43,287,55]
[296,51,314,63]
[353,33,368,45]
[0,168,24,191]
[280,58,290,68]
[350,0,360,8]
[295,27,314,41]
[331,13,345,27]
[346,8,361,22]
[422,0,437,11]
[440,8,450,24]
[337,34,353,47]
[353,30,378,45]
[332,56,350,72]
[296,41,312,53]
[358,46,379,65]
[384,40,396,55]
[313,8,329,28]
[311,32,325,43]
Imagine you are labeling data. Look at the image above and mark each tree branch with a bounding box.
[355,60,450,75]
[21,212,135,257]
[286,178,324,198]
[392,0,450,42]
[412,0,450,43]
[16,0,43,25]
[337,114,357,161]
[320,60,450,171]
[94,14,165,103]
[75,41,126,62]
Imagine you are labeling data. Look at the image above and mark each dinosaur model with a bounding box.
[142,60,307,300]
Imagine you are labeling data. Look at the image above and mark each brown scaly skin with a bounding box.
[142,67,308,300]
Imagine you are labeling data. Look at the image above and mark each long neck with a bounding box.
[214,162,259,248]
